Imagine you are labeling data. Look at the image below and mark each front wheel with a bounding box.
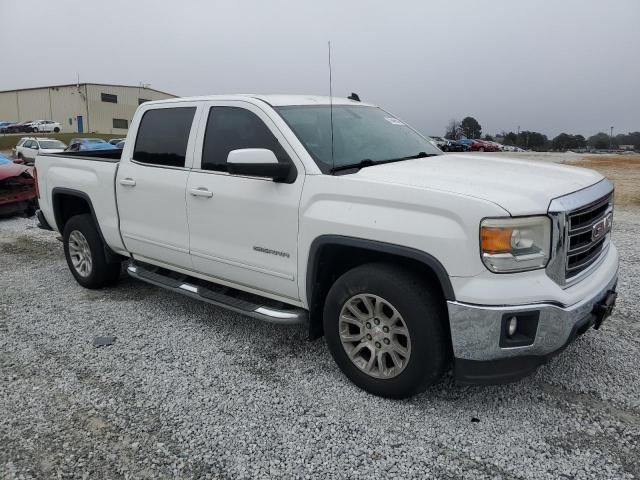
[63,214,121,289]
[323,263,450,398]
[54,127,60,133]
[32,127,39,133]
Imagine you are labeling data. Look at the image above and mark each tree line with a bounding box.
[443,116,639,151]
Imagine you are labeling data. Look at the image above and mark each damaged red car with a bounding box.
[0,154,37,217]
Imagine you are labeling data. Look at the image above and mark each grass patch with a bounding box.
[566,154,640,207]
[0,132,125,150]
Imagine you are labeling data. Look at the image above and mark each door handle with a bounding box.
[119,178,136,187]
[189,187,213,198]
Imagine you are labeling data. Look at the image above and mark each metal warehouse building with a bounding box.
[0,83,177,134]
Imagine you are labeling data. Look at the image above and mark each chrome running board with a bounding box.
[127,262,307,325]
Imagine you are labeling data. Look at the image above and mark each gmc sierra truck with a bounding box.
[35,95,618,398]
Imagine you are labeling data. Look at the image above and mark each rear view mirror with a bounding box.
[227,148,292,183]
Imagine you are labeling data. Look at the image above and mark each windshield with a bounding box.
[277,105,441,173]
[39,140,66,149]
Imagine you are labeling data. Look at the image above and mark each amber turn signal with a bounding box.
[481,227,513,253]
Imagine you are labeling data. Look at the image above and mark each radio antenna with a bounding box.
[328,41,335,171]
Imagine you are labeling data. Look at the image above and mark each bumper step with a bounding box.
[127,262,307,325]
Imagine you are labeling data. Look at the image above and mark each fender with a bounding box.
[51,187,122,263]
[306,234,456,304]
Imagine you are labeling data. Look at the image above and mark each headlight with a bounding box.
[480,216,551,272]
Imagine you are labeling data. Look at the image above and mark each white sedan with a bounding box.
[28,120,61,133]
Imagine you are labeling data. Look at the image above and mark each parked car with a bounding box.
[441,140,470,152]
[15,137,67,164]
[0,121,14,133]
[5,121,34,134]
[0,153,37,217]
[473,140,501,152]
[35,94,618,399]
[28,120,62,133]
[65,139,117,152]
[429,136,447,150]
[108,138,126,146]
[457,138,485,151]
[68,138,107,145]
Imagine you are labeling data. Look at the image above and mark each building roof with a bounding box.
[143,94,373,107]
[0,82,176,97]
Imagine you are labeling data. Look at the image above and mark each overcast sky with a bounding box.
[1,0,638,138]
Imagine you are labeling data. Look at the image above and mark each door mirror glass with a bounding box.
[227,148,291,182]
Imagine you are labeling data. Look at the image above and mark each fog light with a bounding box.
[507,316,518,337]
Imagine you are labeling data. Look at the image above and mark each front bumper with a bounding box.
[448,269,618,384]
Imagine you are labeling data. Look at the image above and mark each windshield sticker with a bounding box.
[384,117,404,125]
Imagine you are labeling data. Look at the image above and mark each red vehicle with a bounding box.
[473,140,501,152]
[457,139,486,151]
[0,155,37,217]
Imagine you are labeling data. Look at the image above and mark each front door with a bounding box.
[186,102,304,300]
[116,105,199,269]
[76,116,83,133]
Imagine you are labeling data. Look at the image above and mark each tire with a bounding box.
[323,263,449,399]
[54,127,60,133]
[63,214,121,289]
[17,153,23,162]
[32,128,39,133]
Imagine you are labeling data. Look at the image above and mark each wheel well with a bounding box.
[307,240,453,340]
[52,193,91,233]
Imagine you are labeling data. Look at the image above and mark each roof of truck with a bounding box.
[145,94,374,107]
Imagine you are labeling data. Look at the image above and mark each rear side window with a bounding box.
[133,107,196,167]
[201,107,289,172]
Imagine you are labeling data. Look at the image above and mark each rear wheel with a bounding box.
[54,127,60,133]
[63,214,121,289]
[323,263,449,398]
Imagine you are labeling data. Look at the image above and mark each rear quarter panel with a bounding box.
[36,154,126,253]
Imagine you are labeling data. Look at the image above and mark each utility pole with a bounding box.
[610,126,614,150]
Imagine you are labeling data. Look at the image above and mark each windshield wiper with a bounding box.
[330,151,437,174]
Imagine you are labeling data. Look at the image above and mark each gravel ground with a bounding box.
[1,211,639,480]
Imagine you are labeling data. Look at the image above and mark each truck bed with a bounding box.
[36,151,127,254]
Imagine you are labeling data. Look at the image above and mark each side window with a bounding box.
[133,107,196,168]
[201,107,289,172]
[24,140,34,148]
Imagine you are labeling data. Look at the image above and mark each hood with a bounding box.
[353,154,603,215]
[0,163,33,181]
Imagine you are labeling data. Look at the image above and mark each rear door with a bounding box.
[116,104,200,269]
[186,101,304,300]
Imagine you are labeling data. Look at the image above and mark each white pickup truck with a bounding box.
[35,95,618,398]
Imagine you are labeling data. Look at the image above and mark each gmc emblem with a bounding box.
[592,213,613,241]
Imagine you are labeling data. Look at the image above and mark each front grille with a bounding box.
[565,193,613,279]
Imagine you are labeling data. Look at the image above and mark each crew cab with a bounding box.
[35,95,618,398]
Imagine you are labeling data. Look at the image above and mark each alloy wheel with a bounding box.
[338,294,412,379]
[68,230,93,277]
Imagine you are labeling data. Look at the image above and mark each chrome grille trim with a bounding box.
[546,179,614,288]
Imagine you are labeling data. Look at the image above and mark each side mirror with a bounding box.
[227,148,292,182]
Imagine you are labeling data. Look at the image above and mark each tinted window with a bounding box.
[201,107,289,172]
[101,93,117,103]
[133,107,195,167]
[113,118,128,129]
